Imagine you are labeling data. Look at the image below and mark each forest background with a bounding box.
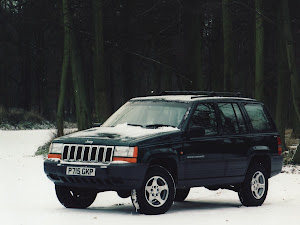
[1,0,300,162]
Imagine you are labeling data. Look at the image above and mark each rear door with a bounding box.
[217,102,252,177]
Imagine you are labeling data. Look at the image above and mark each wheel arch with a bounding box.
[247,153,271,178]
[148,157,178,184]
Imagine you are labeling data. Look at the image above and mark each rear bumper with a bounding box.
[44,159,148,191]
[271,155,283,177]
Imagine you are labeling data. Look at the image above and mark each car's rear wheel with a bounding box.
[238,163,268,206]
[55,185,97,209]
[174,188,190,202]
[131,166,175,215]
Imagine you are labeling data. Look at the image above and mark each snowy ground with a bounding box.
[1,130,299,225]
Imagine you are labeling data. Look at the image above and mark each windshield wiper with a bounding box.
[127,123,143,127]
[145,124,175,129]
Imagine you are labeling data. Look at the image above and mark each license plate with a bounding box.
[66,167,96,177]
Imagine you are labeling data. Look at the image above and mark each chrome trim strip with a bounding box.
[60,161,110,166]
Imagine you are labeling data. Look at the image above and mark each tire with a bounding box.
[174,188,190,202]
[238,163,268,207]
[55,185,97,209]
[117,190,131,198]
[131,166,175,215]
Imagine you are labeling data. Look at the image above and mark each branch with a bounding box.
[106,41,192,84]
[232,0,296,44]
[136,1,162,17]
[231,1,276,26]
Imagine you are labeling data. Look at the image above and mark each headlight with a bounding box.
[114,146,138,157]
[49,143,64,154]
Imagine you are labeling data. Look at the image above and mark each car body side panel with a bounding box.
[223,134,252,177]
[182,136,226,180]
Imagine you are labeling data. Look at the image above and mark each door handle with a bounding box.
[223,139,231,144]
[236,139,244,144]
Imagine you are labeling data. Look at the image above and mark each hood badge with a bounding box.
[85,140,93,144]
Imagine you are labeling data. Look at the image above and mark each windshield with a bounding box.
[102,100,190,128]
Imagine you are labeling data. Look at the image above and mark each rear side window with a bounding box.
[218,103,239,134]
[218,103,247,134]
[233,104,247,133]
[244,103,274,132]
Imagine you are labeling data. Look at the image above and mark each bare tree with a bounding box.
[92,0,110,123]
[222,0,234,91]
[254,0,264,102]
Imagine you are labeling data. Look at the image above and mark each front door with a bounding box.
[183,103,225,184]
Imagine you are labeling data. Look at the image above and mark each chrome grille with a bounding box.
[62,144,114,163]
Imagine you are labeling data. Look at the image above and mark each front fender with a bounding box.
[140,146,179,163]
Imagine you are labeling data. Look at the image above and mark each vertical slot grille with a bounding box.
[62,144,114,163]
[98,147,105,161]
[83,147,90,161]
[69,146,76,160]
[63,146,69,159]
[91,147,97,161]
[105,147,113,162]
[76,146,83,160]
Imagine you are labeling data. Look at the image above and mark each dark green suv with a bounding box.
[44,91,283,215]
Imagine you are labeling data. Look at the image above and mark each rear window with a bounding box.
[244,103,275,132]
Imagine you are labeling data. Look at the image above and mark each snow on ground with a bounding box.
[0,130,299,225]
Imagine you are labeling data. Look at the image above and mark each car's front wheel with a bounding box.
[55,185,97,209]
[131,166,175,215]
[238,163,268,206]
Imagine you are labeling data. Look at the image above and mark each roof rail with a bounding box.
[160,91,242,98]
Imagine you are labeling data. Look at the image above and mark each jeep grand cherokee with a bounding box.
[44,91,283,215]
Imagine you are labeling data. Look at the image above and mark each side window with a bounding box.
[244,103,274,132]
[190,103,218,136]
[218,103,239,134]
[233,103,247,133]
[218,103,247,134]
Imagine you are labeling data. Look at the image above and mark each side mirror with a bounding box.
[189,126,205,138]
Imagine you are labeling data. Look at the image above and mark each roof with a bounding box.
[131,95,257,103]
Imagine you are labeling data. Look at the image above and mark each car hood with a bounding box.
[54,123,180,146]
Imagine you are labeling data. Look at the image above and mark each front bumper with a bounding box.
[44,159,148,191]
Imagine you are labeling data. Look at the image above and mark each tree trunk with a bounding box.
[291,106,300,138]
[183,1,204,91]
[222,0,234,92]
[92,0,110,123]
[254,0,264,102]
[279,0,300,163]
[57,0,71,137]
[275,1,289,150]
[70,32,92,130]
[62,0,91,131]
[0,64,8,109]
[191,3,203,91]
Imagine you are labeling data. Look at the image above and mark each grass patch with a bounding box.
[35,131,57,157]
[35,129,77,157]
[0,107,77,130]
[0,107,55,130]
[35,140,52,157]
[283,129,299,165]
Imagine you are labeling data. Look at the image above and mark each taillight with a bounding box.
[277,136,282,156]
